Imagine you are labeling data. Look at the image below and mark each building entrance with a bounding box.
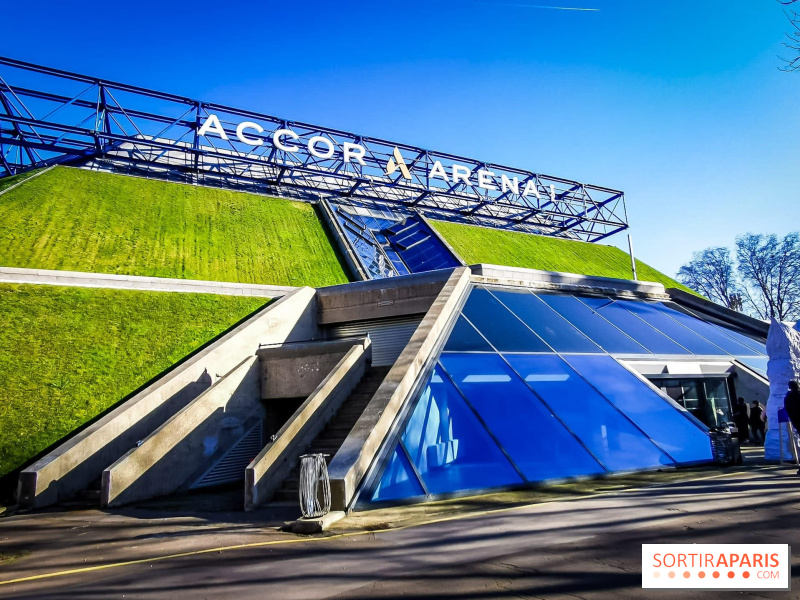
[649,376,734,429]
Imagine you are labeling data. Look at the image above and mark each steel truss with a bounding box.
[0,56,628,242]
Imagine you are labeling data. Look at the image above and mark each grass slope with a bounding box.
[432,220,695,293]
[0,167,349,287]
[0,284,268,477]
[0,168,43,194]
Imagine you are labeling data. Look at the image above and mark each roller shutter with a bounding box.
[327,315,423,366]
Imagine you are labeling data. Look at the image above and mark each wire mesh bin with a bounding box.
[299,454,331,518]
[709,428,740,465]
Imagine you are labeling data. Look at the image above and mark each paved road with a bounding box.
[1,467,799,599]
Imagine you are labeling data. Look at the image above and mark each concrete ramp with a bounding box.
[17,287,318,509]
[102,356,261,507]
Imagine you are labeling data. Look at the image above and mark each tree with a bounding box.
[735,233,800,321]
[780,0,800,71]
[677,247,740,309]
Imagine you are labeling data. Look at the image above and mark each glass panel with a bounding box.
[579,296,691,355]
[439,354,606,481]
[371,444,425,502]
[442,316,493,353]
[704,379,733,428]
[654,303,760,356]
[616,300,726,356]
[488,288,603,353]
[504,354,674,471]
[564,355,713,464]
[711,324,767,356]
[737,356,768,377]
[536,293,649,355]
[461,288,551,352]
[402,365,523,494]
[674,379,707,424]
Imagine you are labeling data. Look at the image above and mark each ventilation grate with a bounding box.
[191,421,263,489]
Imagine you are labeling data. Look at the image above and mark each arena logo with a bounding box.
[198,114,555,200]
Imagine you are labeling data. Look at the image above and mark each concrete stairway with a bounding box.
[271,366,391,504]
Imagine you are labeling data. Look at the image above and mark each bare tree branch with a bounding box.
[779,1,800,71]
[677,247,740,309]
[735,233,800,321]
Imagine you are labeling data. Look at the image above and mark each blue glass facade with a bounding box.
[331,205,460,278]
[368,285,765,504]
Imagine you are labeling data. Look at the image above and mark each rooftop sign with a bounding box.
[0,56,628,241]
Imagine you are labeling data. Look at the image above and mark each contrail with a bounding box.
[495,4,600,10]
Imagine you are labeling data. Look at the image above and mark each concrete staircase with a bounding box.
[271,366,391,504]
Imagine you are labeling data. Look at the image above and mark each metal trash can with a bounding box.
[299,453,331,518]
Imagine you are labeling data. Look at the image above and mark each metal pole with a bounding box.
[628,234,638,281]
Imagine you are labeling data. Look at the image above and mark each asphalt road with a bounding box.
[1,467,799,599]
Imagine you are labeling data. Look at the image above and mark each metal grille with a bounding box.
[191,421,263,489]
[328,316,422,366]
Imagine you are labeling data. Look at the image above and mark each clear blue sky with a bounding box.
[2,0,798,278]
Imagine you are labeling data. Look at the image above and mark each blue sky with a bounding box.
[2,0,799,277]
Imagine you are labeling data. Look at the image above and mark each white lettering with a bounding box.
[343,142,366,165]
[429,161,449,182]
[308,136,335,159]
[522,178,541,199]
[549,184,556,202]
[197,114,228,141]
[477,169,496,190]
[273,128,300,152]
[236,121,263,146]
[501,174,519,195]
[452,164,471,185]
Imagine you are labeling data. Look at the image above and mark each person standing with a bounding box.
[732,397,750,444]
[750,400,766,445]
[784,381,800,474]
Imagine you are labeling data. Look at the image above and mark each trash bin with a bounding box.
[710,426,741,465]
[299,453,331,518]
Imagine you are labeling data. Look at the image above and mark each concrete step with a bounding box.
[76,489,101,502]
[274,488,299,503]
[266,366,392,507]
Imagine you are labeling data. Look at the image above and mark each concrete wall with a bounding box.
[471,264,669,299]
[327,267,471,511]
[245,338,371,510]
[732,362,770,407]
[317,269,451,325]
[0,266,296,298]
[18,286,319,509]
[102,357,261,507]
[257,338,365,400]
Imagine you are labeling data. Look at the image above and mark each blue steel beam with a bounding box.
[0,56,628,241]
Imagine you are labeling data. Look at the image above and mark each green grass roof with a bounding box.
[431,220,695,293]
[0,284,270,477]
[0,166,349,287]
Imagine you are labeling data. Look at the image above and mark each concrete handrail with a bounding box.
[102,355,260,507]
[327,266,472,511]
[470,264,669,298]
[18,286,318,508]
[245,337,371,510]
